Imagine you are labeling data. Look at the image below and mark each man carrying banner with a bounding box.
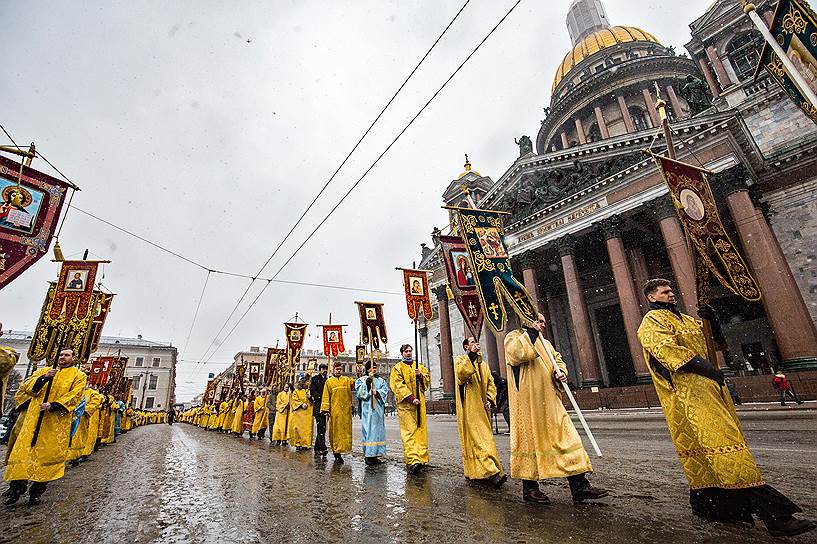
[320,361,355,463]
[454,336,506,488]
[389,344,430,475]
[637,279,815,537]
[251,387,269,441]
[3,348,85,506]
[310,363,329,458]
[68,365,104,466]
[356,360,389,466]
[504,314,608,504]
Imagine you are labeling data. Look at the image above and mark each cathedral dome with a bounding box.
[551,26,661,93]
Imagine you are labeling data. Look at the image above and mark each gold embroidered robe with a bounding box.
[252,394,269,434]
[270,392,289,440]
[320,376,355,454]
[288,388,313,447]
[389,361,430,465]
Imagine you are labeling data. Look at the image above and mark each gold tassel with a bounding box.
[53,239,65,261]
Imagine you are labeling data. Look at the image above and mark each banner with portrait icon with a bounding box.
[447,207,538,333]
[284,322,308,370]
[756,0,817,124]
[0,155,76,291]
[204,378,219,404]
[320,324,345,357]
[652,155,761,302]
[264,347,286,389]
[355,301,388,350]
[438,234,484,339]
[248,361,261,384]
[399,268,433,322]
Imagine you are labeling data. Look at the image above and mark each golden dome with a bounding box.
[551,26,661,93]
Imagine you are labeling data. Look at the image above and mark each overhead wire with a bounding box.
[193,0,523,369]
[192,0,472,366]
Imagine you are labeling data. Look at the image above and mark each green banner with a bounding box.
[758,0,817,124]
[453,207,537,333]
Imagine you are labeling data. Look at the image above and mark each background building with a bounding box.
[1,330,177,412]
[418,0,817,399]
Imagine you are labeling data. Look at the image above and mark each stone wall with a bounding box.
[742,93,817,156]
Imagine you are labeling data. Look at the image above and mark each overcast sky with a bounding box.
[0,0,715,401]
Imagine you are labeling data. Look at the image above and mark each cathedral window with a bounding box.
[629,106,651,131]
[587,122,602,142]
[726,32,763,81]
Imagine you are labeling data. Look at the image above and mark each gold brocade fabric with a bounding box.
[68,387,104,461]
[270,393,289,440]
[320,376,355,454]
[389,361,430,465]
[637,309,764,490]
[101,395,118,443]
[232,400,247,434]
[287,388,313,447]
[504,330,592,480]
[3,366,86,483]
[252,395,269,434]
[454,354,503,480]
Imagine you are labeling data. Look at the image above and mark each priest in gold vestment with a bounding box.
[504,313,608,505]
[389,344,430,474]
[288,379,313,450]
[270,386,291,444]
[638,279,813,538]
[3,348,86,505]
[319,361,355,463]
[454,336,506,487]
[251,388,269,440]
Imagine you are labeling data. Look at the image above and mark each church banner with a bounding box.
[264,347,286,388]
[438,234,484,339]
[0,155,76,291]
[652,155,761,301]
[320,325,345,357]
[448,207,538,333]
[756,0,817,124]
[284,322,308,370]
[355,301,388,349]
[88,357,111,387]
[249,361,261,384]
[399,268,433,322]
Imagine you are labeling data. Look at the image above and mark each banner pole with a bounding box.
[744,3,817,108]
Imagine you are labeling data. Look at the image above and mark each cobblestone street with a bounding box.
[1,407,815,544]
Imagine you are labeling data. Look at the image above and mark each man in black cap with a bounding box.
[310,363,329,458]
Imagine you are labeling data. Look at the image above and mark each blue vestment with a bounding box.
[355,375,389,457]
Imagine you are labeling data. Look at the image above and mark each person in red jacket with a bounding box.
[773,371,803,406]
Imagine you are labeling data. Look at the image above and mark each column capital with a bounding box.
[597,214,624,240]
[649,194,678,221]
[515,250,539,270]
[712,164,750,196]
[557,234,579,257]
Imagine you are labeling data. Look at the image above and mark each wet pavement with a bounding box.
[1,409,815,544]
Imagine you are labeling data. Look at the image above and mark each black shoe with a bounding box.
[3,493,22,506]
[334,454,344,464]
[407,463,418,474]
[365,457,383,466]
[27,496,42,506]
[522,489,551,504]
[571,483,609,502]
[764,516,816,538]
[488,474,508,488]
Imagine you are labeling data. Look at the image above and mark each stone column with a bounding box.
[651,195,698,314]
[495,329,508,378]
[594,105,610,139]
[617,95,636,133]
[481,322,500,374]
[626,245,650,315]
[517,250,553,340]
[598,216,650,382]
[666,85,685,120]
[719,169,817,369]
[574,117,587,145]
[557,235,603,386]
[697,56,721,98]
[642,88,660,127]
[706,44,732,88]
[561,131,569,149]
[433,285,455,397]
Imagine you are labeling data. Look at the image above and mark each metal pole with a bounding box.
[745,3,817,108]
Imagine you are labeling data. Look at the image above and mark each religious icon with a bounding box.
[0,182,42,234]
[452,251,475,287]
[365,307,377,320]
[680,189,705,221]
[409,276,424,296]
[355,345,366,364]
[475,226,508,258]
[289,330,301,341]
[64,269,89,292]
[327,330,339,343]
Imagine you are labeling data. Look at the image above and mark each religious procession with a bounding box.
[2,0,817,543]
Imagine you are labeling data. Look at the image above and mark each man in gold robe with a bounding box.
[3,348,85,505]
[320,361,355,463]
[637,279,814,538]
[389,344,430,475]
[270,385,291,445]
[454,336,506,488]
[1,344,18,416]
[288,378,313,451]
[68,370,104,465]
[100,394,118,444]
[231,395,247,435]
[251,387,269,440]
[504,313,608,504]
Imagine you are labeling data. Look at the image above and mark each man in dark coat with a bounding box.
[310,363,329,457]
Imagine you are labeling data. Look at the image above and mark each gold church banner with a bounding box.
[653,155,761,302]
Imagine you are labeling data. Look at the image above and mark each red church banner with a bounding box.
[321,325,345,357]
[399,268,432,322]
